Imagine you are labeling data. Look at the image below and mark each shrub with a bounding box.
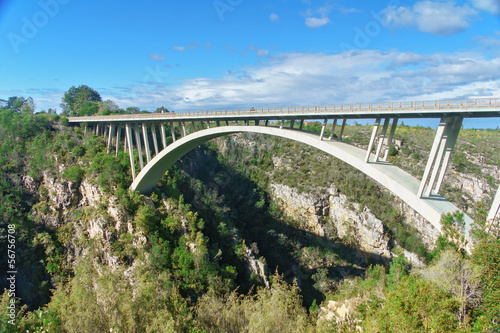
[62,166,85,184]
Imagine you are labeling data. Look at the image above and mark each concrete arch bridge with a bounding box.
[68,98,500,235]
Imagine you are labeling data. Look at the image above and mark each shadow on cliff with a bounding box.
[166,144,390,307]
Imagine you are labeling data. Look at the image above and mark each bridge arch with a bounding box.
[131,125,468,231]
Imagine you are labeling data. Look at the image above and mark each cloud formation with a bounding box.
[270,13,279,22]
[107,50,500,112]
[149,54,165,61]
[383,1,478,36]
[305,17,331,28]
[471,0,500,15]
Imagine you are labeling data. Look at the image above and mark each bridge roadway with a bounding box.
[68,97,500,235]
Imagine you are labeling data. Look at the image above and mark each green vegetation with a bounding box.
[1,92,500,332]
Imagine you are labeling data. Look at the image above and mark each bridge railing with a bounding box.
[70,97,499,121]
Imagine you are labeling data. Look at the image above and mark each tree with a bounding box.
[125,106,140,114]
[60,85,102,116]
[98,100,119,115]
[154,106,169,113]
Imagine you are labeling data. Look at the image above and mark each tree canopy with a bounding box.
[61,85,102,116]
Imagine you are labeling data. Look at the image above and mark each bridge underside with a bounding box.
[130,125,472,232]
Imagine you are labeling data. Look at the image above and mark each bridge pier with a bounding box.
[152,124,159,155]
[418,117,462,198]
[383,118,399,161]
[171,122,176,142]
[115,125,121,157]
[329,119,337,140]
[488,185,500,221]
[319,119,328,140]
[134,124,145,170]
[339,119,346,140]
[107,124,115,154]
[161,123,167,149]
[142,124,152,163]
[181,122,187,137]
[290,119,295,129]
[375,118,390,162]
[125,124,136,180]
[365,118,381,162]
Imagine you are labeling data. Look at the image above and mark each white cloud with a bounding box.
[471,0,500,14]
[270,13,279,22]
[243,45,270,57]
[172,46,186,52]
[383,1,478,36]
[106,50,500,112]
[305,17,331,28]
[149,53,165,61]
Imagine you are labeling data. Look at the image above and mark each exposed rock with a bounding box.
[244,246,270,288]
[79,179,103,208]
[43,171,79,211]
[318,298,362,327]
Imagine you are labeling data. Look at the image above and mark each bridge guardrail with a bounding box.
[69,97,499,122]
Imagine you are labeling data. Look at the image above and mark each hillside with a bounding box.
[0,108,499,332]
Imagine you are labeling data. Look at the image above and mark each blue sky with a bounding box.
[0,0,499,127]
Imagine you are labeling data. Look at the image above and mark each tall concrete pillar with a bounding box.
[256,120,260,126]
[375,118,390,162]
[152,124,159,155]
[142,123,152,163]
[216,120,221,127]
[434,117,463,194]
[488,185,500,221]
[365,118,381,162]
[191,121,196,132]
[339,119,347,140]
[265,120,269,126]
[96,124,100,136]
[383,118,399,161]
[123,128,128,153]
[115,126,121,157]
[171,122,176,142]
[83,124,87,136]
[125,124,136,180]
[417,118,450,198]
[107,124,115,154]
[134,124,145,170]
[207,121,211,129]
[319,119,328,140]
[161,123,167,149]
[299,119,304,130]
[226,120,229,126]
[329,119,337,140]
[180,122,186,137]
[290,119,295,129]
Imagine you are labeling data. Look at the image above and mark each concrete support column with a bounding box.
[191,121,196,132]
[206,121,211,129]
[434,117,463,195]
[125,124,136,180]
[107,124,115,154]
[83,124,87,136]
[181,122,187,137]
[123,128,128,153]
[375,118,390,162]
[417,118,450,198]
[216,120,220,127]
[171,122,176,142]
[299,119,304,130]
[488,184,500,221]
[265,120,269,126]
[161,123,167,149]
[383,118,399,161]
[226,120,229,126]
[152,124,159,155]
[96,124,100,136]
[365,118,381,162]
[115,126,121,157]
[329,119,337,140]
[256,120,260,126]
[290,119,295,129]
[244,120,249,126]
[319,119,328,140]
[134,124,145,170]
[339,119,347,140]
[142,123,152,163]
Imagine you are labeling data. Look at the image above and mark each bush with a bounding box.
[62,166,84,184]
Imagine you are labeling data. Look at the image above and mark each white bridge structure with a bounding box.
[68,98,500,234]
